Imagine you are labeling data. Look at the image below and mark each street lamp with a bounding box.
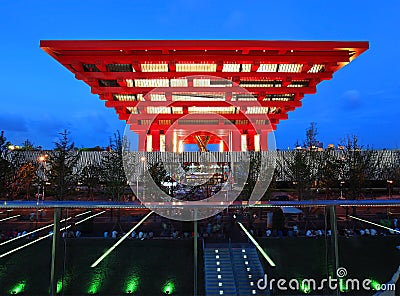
[36,153,48,222]
[340,181,345,199]
[140,156,146,198]
[387,180,394,198]
[38,154,48,201]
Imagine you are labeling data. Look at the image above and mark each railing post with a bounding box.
[329,205,340,296]
[50,208,61,296]
[194,209,198,296]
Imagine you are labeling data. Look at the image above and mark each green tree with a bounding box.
[148,162,168,196]
[339,135,377,199]
[101,131,128,202]
[317,150,342,199]
[0,131,13,198]
[79,163,102,200]
[20,139,41,151]
[304,122,318,149]
[48,130,79,200]
[10,161,38,199]
[279,149,315,200]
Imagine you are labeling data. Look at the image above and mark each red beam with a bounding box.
[104,100,302,108]
[57,52,351,65]
[40,40,368,54]
[130,124,276,132]
[120,113,287,121]
[91,86,316,95]
[75,71,333,81]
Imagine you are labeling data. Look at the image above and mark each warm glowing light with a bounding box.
[141,63,168,72]
[254,134,260,152]
[170,78,188,87]
[160,134,166,152]
[173,131,178,153]
[91,211,153,268]
[135,79,169,87]
[257,64,277,72]
[278,64,303,73]
[219,140,224,152]
[308,64,325,73]
[222,63,240,72]
[176,63,216,72]
[241,134,247,152]
[146,134,153,152]
[237,222,276,267]
[188,106,236,114]
[178,140,184,153]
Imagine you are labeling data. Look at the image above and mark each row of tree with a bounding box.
[0,130,128,201]
[277,124,400,200]
[1,124,399,201]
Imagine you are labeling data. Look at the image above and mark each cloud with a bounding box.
[0,113,28,132]
[341,89,363,111]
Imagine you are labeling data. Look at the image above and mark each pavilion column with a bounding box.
[50,208,61,296]
[254,134,261,152]
[219,140,224,152]
[146,133,153,152]
[151,130,160,151]
[171,131,179,153]
[160,133,166,152]
[260,132,268,151]
[241,134,247,152]
[137,131,146,152]
[230,131,242,152]
[247,130,256,151]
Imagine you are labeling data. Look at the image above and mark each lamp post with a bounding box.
[38,154,48,201]
[387,180,394,198]
[140,156,146,199]
[340,181,345,199]
[36,154,48,222]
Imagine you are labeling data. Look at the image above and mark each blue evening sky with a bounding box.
[0,1,399,149]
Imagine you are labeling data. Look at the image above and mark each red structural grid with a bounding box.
[40,40,368,151]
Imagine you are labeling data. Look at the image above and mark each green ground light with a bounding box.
[339,279,348,293]
[87,268,106,294]
[9,280,26,294]
[299,280,311,294]
[125,275,140,294]
[57,279,63,294]
[162,280,175,294]
[370,279,381,291]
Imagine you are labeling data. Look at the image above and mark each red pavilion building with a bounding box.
[41,40,368,152]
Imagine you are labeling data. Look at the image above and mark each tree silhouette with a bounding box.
[48,130,79,200]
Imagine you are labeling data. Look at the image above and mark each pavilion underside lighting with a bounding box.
[41,40,368,152]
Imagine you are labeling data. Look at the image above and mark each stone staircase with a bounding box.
[203,243,269,296]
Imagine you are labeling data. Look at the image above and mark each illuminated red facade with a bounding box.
[41,40,368,151]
